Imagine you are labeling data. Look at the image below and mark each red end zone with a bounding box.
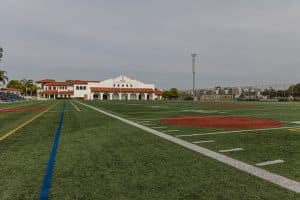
[161,115,283,129]
[0,107,47,113]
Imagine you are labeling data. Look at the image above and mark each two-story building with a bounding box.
[37,75,162,100]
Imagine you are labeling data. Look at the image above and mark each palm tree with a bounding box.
[21,79,34,96]
[0,70,8,86]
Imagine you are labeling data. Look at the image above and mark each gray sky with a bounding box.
[1,0,300,89]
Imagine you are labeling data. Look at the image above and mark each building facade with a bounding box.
[37,75,162,100]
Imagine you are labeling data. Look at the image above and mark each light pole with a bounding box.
[191,53,197,99]
[0,47,3,63]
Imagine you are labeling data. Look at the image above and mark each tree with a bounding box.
[21,79,35,96]
[0,70,8,85]
[287,83,300,97]
[162,88,179,100]
[7,80,23,89]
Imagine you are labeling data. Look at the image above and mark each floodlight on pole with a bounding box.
[191,53,197,99]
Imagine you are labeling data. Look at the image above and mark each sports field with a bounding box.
[1,100,300,199]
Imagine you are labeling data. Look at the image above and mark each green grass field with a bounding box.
[1,100,300,199]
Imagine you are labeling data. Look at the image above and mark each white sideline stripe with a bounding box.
[152,126,168,129]
[164,130,180,132]
[177,126,300,137]
[256,160,284,166]
[70,102,81,111]
[78,101,300,194]
[219,148,244,153]
[193,140,215,144]
[142,124,155,126]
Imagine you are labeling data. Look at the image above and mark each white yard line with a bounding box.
[219,148,244,153]
[152,126,168,129]
[139,120,150,123]
[142,124,156,126]
[78,101,300,194]
[70,101,81,111]
[255,160,284,166]
[164,130,180,132]
[176,126,300,137]
[193,140,215,144]
[291,121,300,124]
[140,118,161,121]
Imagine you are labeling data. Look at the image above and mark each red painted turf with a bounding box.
[161,115,282,129]
[0,107,47,113]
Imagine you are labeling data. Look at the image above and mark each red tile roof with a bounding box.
[58,91,74,95]
[91,87,159,93]
[39,90,74,95]
[39,90,58,95]
[36,79,56,83]
[45,82,72,86]
[0,88,21,92]
[44,80,94,86]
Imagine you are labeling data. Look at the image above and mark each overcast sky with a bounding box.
[0,0,299,89]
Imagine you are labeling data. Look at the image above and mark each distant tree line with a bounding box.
[7,79,37,96]
[162,88,179,100]
[262,83,300,98]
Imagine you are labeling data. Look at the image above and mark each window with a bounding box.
[122,84,124,87]
[80,86,83,90]
[126,84,128,87]
[117,84,119,87]
[113,84,115,87]
[83,86,86,90]
[130,85,133,87]
[76,86,79,90]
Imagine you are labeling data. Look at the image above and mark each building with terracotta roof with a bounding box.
[36,75,162,100]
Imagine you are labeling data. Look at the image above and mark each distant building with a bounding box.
[0,87,21,95]
[37,75,162,100]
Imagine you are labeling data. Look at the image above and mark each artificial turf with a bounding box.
[0,100,300,199]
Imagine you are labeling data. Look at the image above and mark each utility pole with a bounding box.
[0,47,3,63]
[191,53,197,100]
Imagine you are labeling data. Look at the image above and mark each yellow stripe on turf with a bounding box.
[288,128,300,132]
[0,104,55,142]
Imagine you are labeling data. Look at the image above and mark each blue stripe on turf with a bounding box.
[39,102,66,200]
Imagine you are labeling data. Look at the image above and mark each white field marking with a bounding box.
[193,140,215,144]
[139,120,150,123]
[145,105,161,108]
[128,117,136,120]
[176,126,300,138]
[139,118,161,121]
[219,148,244,153]
[142,124,156,126]
[255,160,284,167]
[291,121,300,124]
[78,101,300,194]
[163,130,180,132]
[152,126,168,129]
[70,102,81,111]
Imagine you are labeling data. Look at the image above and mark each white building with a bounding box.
[37,75,162,100]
